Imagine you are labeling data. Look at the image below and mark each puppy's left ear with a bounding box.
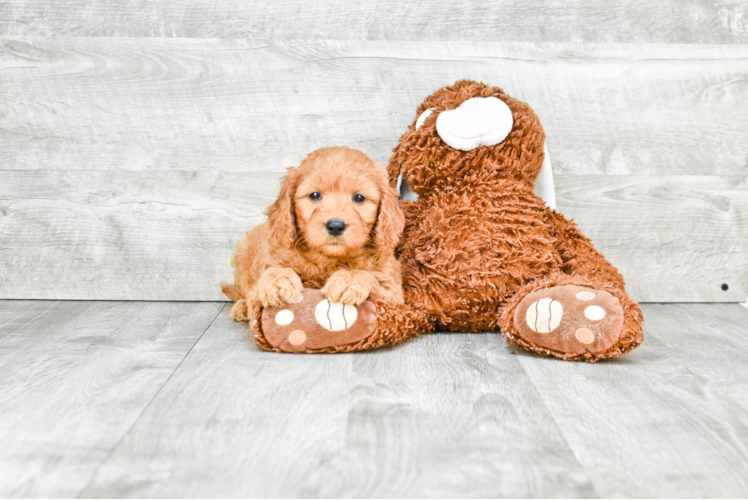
[266,166,301,249]
[373,168,406,251]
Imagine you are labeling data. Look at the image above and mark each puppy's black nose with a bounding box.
[326,219,346,236]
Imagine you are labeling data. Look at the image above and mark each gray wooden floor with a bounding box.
[0,301,746,498]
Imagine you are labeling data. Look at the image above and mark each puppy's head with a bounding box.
[266,146,404,258]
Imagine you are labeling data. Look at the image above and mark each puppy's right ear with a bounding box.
[265,166,301,249]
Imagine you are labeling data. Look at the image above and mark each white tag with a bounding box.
[534,144,556,210]
[396,173,420,202]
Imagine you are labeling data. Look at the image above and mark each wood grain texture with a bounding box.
[0,300,223,498]
[2,38,747,177]
[642,303,748,414]
[2,38,745,301]
[0,170,282,300]
[308,333,595,497]
[3,301,748,497]
[513,307,748,497]
[44,302,748,498]
[82,304,358,498]
[2,0,748,43]
[555,175,748,303]
[82,307,596,498]
[1,171,743,302]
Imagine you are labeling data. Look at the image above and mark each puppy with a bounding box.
[222,146,405,322]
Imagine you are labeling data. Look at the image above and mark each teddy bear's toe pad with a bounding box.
[261,289,377,352]
[514,285,624,355]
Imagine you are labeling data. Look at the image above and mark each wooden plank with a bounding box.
[0,300,223,498]
[641,303,748,413]
[1,171,743,302]
[555,175,748,303]
[3,301,747,497]
[309,333,596,497]
[2,0,747,43]
[0,170,282,300]
[81,304,358,498]
[82,312,595,497]
[1,38,747,177]
[512,311,748,498]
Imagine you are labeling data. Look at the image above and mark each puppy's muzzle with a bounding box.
[326,219,346,236]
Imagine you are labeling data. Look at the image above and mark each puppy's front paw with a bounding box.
[257,268,303,307]
[322,270,372,306]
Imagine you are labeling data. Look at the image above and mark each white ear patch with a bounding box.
[415,108,434,130]
[436,97,513,152]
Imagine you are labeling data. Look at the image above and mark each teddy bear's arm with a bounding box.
[545,208,627,291]
[353,256,406,305]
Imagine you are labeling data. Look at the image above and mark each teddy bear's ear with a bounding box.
[534,144,556,210]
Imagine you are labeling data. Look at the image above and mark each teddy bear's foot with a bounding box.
[513,285,625,357]
[256,289,377,353]
[252,288,433,353]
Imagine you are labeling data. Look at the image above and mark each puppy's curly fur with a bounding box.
[222,146,405,322]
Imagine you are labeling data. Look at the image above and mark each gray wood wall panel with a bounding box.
[555,175,748,303]
[3,38,747,177]
[2,37,746,301]
[1,171,744,302]
[0,170,282,300]
[2,0,747,43]
[0,300,223,498]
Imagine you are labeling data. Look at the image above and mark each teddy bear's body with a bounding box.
[386,80,643,360]
[398,179,561,332]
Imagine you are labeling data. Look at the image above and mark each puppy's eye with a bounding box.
[309,192,322,201]
[353,194,365,203]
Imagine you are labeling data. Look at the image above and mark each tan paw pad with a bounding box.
[274,310,294,325]
[584,305,606,321]
[574,328,595,344]
[288,330,306,345]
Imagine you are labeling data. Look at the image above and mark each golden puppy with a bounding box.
[222,146,405,322]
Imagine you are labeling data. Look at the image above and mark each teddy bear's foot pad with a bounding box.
[514,285,624,355]
[261,289,377,352]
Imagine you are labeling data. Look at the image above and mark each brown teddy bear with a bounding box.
[254,80,643,361]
